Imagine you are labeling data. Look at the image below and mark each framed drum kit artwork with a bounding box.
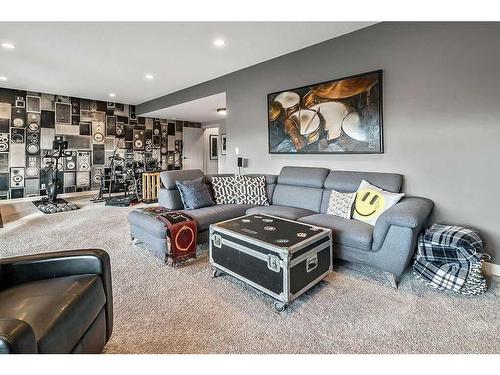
[268,70,383,154]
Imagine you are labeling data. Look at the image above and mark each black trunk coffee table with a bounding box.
[209,214,332,311]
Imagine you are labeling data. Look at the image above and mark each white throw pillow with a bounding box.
[352,180,405,226]
[326,190,356,219]
[211,176,239,204]
[234,176,269,206]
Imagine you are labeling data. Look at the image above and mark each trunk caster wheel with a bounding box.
[273,301,286,312]
[212,269,222,278]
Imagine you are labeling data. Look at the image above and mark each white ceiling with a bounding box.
[0,22,375,105]
[142,92,226,123]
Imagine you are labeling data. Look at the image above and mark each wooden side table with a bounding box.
[142,172,161,203]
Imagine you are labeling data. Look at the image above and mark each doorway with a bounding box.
[203,127,219,174]
[182,127,204,171]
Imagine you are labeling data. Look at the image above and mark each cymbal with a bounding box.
[312,73,378,100]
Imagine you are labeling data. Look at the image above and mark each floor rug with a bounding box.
[0,196,499,354]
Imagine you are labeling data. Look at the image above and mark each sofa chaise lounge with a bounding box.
[131,166,433,287]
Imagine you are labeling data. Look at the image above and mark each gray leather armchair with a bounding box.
[0,249,113,354]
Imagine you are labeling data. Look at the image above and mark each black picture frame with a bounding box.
[267,69,383,154]
[209,134,218,160]
[221,134,227,155]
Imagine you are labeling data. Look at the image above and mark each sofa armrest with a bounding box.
[0,318,37,354]
[0,249,113,341]
[372,197,434,250]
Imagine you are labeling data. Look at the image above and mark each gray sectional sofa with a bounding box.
[150,166,433,286]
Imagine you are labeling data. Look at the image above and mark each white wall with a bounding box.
[139,23,500,262]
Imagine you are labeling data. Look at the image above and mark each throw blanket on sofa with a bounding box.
[138,206,197,265]
[413,224,487,294]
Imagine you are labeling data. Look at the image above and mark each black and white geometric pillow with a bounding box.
[211,176,239,204]
[235,176,269,206]
[326,190,356,219]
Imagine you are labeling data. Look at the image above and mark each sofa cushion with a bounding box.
[324,170,403,193]
[176,177,215,210]
[128,209,169,238]
[246,205,316,221]
[0,274,105,353]
[277,166,329,188]
[298,214,373,251]
[272,184,323,212]
[181,204,255,231]
[211,176,239,204]
[159,169,205,189]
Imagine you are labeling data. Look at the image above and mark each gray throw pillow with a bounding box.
[176,177,215,210]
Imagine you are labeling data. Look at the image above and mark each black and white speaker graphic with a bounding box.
[11,107,26,128]
[11,128,25,143]
[65,151,77,171]
[145,139,153,153]
[77,150,91,172]
[26,132,40,155]
[10,167,25,188]
[27,113,40,132]
[92,121,105,143]
[25,157,39,179]
[133,129,145,150]
[116,122,124,137]
[92,168,103,189]
[0,133,9,152]
[26,96,41,113]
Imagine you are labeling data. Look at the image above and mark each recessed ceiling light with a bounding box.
[145,74,154,80]
[0,76,7,81]
[213,39,225,47]
[217,108,226,115]
[1,42,15,49]
[109,93,116,98]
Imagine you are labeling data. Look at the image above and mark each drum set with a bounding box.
[93,147,160,206]
[269,74,378,151]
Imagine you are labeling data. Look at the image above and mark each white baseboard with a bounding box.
[483,262,500,277]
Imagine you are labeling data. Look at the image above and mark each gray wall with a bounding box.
[138,22,500,262]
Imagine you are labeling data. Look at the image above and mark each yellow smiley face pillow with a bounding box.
[352,180,405,226]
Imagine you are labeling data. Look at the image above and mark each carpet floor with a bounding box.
[0,196,499,354]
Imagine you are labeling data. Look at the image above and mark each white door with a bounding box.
[182,127,204,170]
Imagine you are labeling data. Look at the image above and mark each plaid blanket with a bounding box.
[413,224,486,294]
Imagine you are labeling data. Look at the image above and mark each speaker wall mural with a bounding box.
[0,87,200,200]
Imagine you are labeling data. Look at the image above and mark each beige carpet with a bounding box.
[0,196,499,354]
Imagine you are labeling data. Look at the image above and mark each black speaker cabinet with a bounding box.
[124,125,134,142]
[64,151,77,171]
[92,144,105,165]
[106,116,116,136]
[0,118,9,133]
[11,128,25,144]
[116,122,124,137]
[129,105,137,120]
[26,132,40,155]
[80,121,91,136]
[133,129,145,150]
[0,173,9,191]
[167,122,175,136]
[41,110,55,128]
[10,188,24,199]
[27,112,40,130]
[10,167,25,188]
[11,107,26,128]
